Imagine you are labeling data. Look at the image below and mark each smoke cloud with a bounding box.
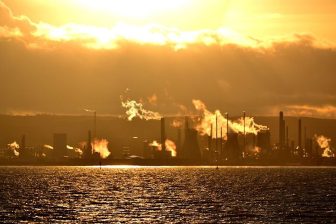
[7,141,20,156]
[192,100,268,138]
[121,96,161,121]
[314,134,334,158]
[149,139,177,157]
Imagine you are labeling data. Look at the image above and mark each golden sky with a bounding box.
[2,0,336,49]
[0,0,336,117]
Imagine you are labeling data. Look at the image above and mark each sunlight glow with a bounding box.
[33,23,256,50]
[73,0,191,19]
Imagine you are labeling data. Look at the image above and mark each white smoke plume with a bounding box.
[314,135,334,158]
[171,119,183,128]
[43,144,54,150]
[84,108,96,113]
[149,139,177,157]
[67,145,83,156]
[7,141,20,156]
[121,96,161,121]
[192,99,268,138]
[165,139,177,157]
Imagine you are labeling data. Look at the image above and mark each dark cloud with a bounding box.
[0,36,336,117]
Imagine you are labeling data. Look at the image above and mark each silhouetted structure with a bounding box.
[143,140,151,159]
[161,117,166,153]
[53,133,67,159]
[181,117,201,161]
[257,130,271,154]
[305,138,313,157]
[279,111,285,151]
[226,133,240,161]
[83,131,93,160]
[208,124,213,161]
[298,118,303,157]
[19,134,27,158]
[177,128,182,158]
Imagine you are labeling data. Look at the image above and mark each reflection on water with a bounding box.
[0,166,336,223]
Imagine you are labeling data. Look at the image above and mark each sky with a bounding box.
[0,0,336,118]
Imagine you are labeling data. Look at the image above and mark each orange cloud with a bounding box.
[0,1,334,50]
[0,1,35,37]
[284,105,336,118]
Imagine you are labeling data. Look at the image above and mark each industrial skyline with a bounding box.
[1,109,335,166]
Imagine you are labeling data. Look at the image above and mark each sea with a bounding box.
[0,166,335,223]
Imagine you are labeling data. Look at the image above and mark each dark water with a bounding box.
[0,166,336,223]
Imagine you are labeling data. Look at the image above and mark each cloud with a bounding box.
[0,1,36,37]
[281,105,336,118]
[0,1,336,118]
[1,1,334,51]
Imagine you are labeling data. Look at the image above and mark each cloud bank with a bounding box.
[0,1,336,118]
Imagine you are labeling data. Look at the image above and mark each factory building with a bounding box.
[180,117,201,161]
[256,130,271,154]
[83,130,93,160]
[226,133,240,161]
[53,133,67,159]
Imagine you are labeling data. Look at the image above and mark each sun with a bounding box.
[73,0,191,19]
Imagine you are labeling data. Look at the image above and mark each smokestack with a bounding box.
[185,116,189,130]
[20,134,26,155]
[243,111,246,157]
[220,126,223,159]
[286,126,289,149]
[177,128,182,158]
[53,133,67,159]
[94,111,97,139]
[226,113,229,141]
[279,111,285,150]
[215,115,218,152]
[304,126,307,150]
[87,130,93,155]
[208,123,213,160]
[161,117,166,152]
[298,118,302,155]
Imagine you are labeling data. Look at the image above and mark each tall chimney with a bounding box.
[177,128,182,158]
[279,111,285,150]
[226,113,229,141]
[286,126,289,150]
[304,126,307,150]
[21,134,26,153]
[209,123,213,161]
[161,117,166,152]
[215,115,218,153]
[298,118,302,156]
[220,127,223,159]
[243,111,246,157]
[88,130,92,154]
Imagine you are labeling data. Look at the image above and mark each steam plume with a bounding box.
[121,96,161,121]
[84,108,96,113]
[67,145,83,155]
[314,135,334,158]
[165,139,177,157]
[192,99,268,138]
[149,139,177,157]
[7,141,20,156]
[43,144,54,150]
[171,119,183,128]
